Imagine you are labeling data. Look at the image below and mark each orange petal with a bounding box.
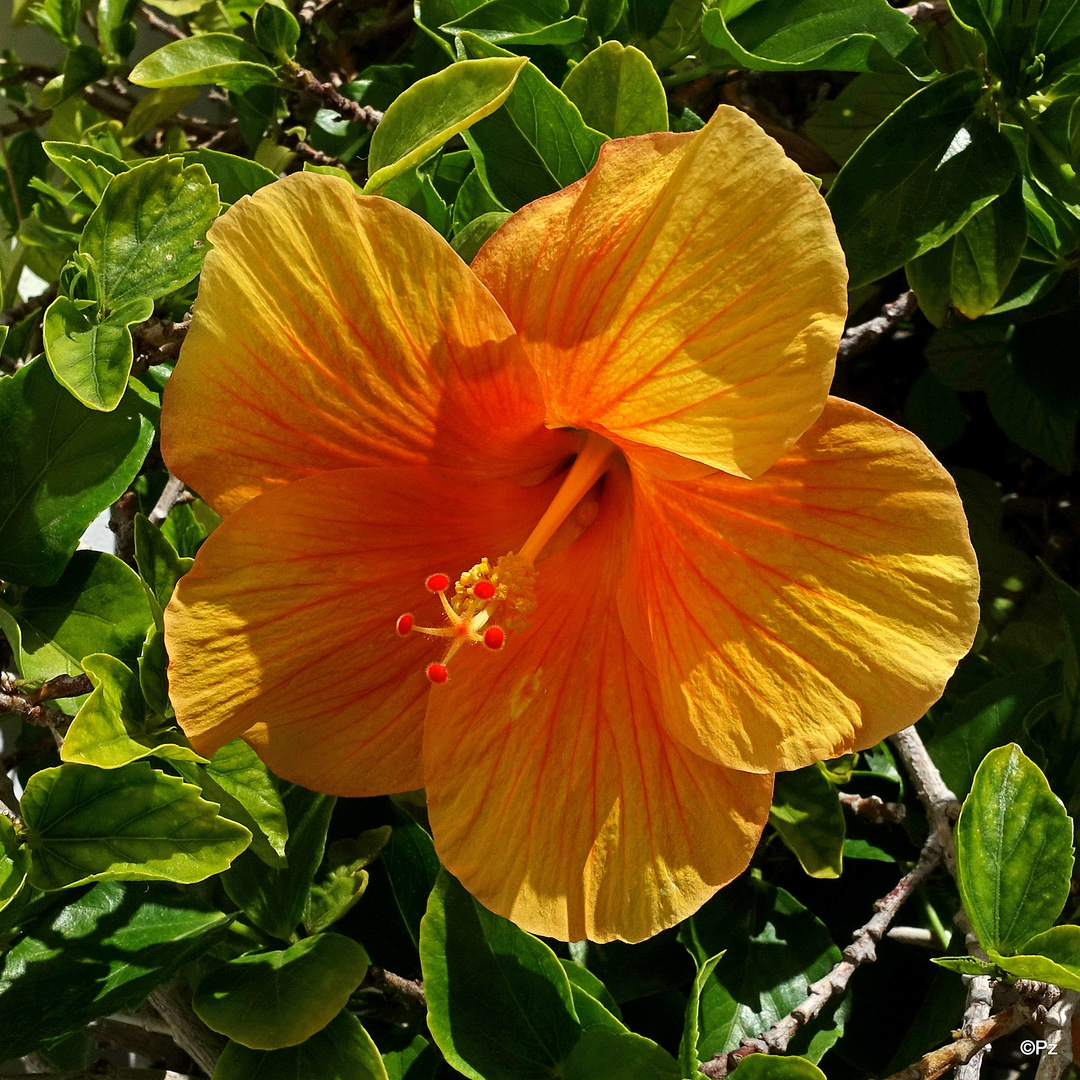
[620,398,980,774]
[471,106,847,480]
[423,465,773,943]
[164,466,558,796]
[162,172,574,516]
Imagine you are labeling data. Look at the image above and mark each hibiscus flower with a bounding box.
[162,106,979,943]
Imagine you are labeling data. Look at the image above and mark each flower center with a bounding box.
[396,433,618,683]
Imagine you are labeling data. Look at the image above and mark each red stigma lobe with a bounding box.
[483,626,505,650]
[396,613,414,635]
[426,662,449,684]
[426,573,450,592]
[472,580,496,600]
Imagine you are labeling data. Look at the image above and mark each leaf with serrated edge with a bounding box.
[80,155,220,307]
[22,761,250,890]
[62,653,205,769]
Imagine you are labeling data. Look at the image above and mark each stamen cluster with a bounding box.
[396,554,537,683]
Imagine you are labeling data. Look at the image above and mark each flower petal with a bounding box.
[423,466,773,943]
[619,398,980,774]
[165,465,558,796]
[163,172,573,515]
[471,106,847,480]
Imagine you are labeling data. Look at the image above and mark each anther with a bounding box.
[426,662,449,684]
[426,573,450,592]
[396,613,414,636]
[472,580,495,600]
[483,626,505,650]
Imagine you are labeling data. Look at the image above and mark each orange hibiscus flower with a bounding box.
[162,106,979,944]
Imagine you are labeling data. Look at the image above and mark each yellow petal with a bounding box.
[163,172,573,516]
[165,465,558,795]
[424,466,773,943]
[619,398,980,773]
[472,106,847,479]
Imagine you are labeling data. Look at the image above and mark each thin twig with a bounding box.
[1035,989,1080,1080]
[132,312,190,372]
[0,689,75,731]
[0,284,57,327]
[890,725,960,873]
[139,3,188,38]
[149,474,187,526]
[0,110,52,138]
[279,126,347,169]
[147,976,226,1076]
[29,673,92,703]
[881,984,1061,1080]
[839,791,906,824]
[700,834,946,1077]
[837,290,919,364]
[954,975,994,1080]
[368,965,426,1008]
[281,60,382,130]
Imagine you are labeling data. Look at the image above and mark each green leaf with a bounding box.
[828,71,1017,288]
[22,761,251,890]
[990,924,1080,990]
[560,961,623,1027]
[213,1010,389,1080]
[182,148,279,203]
[139,623,171,719]
[904,370,966,451]
[121,86,201,144]
[949,0,1037,93]
[0,356,156,586]
[420,870,582,1080]
[365,57,528,192]
[381,812,441,951]
[0,817,31,914]
[0,550,153,683]
[195,933,369,1049]
[441,0,587,46]
[803,71,920,167]
[561,42,668,138]
[202,738,289,858]
[382,1034,440,1080]
[679,952,723,1079]
[906,174,1027,325]
[130,33,279,89]
[732,1055,828,1080]
[563,1028,680,1080]
[61,653,206,769]
[0,131,49,230]
[931,955,1001,976]
[956,743,1075,955]
[222,785,335,940]
[254,3,300,61]
[679,876,847,1064]
[304,827,389,934]
[451,209,510,262]
[135,513,194,630]
[701,0,934,76]
[43,142,131,203]
[0,880,231,1061]
[769,763,845,879]
[43,293,155,411]
[160,497,222,557]
[81,155,220,308]
[581,0,626,38]
[927,664,1062,798]
[39,45,107,109]
[459,34,607,210]
[98,0,139,56]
